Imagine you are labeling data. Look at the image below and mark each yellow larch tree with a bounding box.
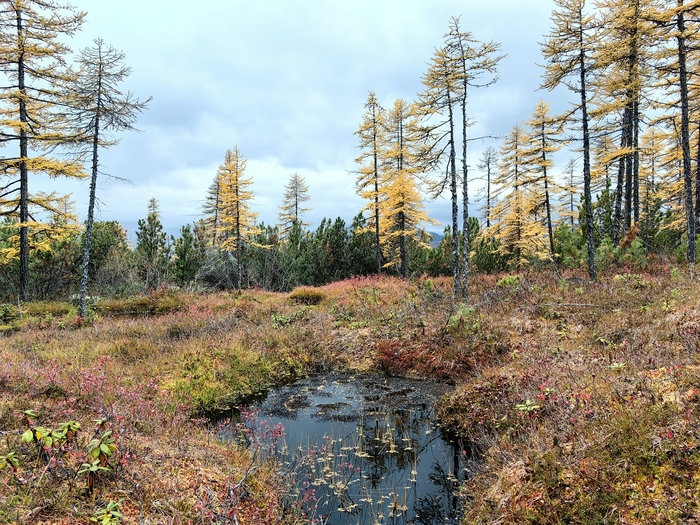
[594,0,658,238]
[379,99,437,276]
[522,100,564,260]
[355,91,386,276]
[559,158,581,229]
[646,0,700,263]
[417,20,503,299]
[489,123,535,265]
[0,193,80,266]
[214,147,261,291]
[637,126,666,245]
[655,117,687,236]
[541,0,599,280]
[417,45,461,293]
[477,146,499,230]
[0,0,86,298]
[445,16,503,298]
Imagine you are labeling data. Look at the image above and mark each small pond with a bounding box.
[229,373,471,525]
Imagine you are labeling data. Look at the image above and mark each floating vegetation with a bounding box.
[231,373,468,524]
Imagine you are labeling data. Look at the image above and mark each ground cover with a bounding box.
[0,266,698,523]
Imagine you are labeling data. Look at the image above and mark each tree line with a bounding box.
[351,0,700,300]
[2,0,700,305]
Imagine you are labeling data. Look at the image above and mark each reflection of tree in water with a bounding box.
[358,410,419,489]
[260,375,470,524]
[415,493,446,525]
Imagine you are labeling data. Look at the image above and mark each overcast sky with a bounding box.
[41,0,565,238]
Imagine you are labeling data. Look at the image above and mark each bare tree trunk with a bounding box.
[446,86,460,298]
[579,21,597,281]
[80,51,104,318]
[460,83,469,301]
[17,8,29,300]
[677,3,696,265]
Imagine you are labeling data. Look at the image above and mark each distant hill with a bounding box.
[428,231,443,248]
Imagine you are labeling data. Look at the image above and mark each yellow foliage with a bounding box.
[214,147,261,252]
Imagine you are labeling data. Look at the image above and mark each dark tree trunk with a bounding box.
[632,100,640,225]
[695,123,700,229]
[613,108,630,245]
[624,107,634,231]
[80,51,104,318]
[460,75,469,301]
[486,161,492,230]
[17,8,29,300]
[677,3,696,264]
[544,171,555,259]
[399,211,407,277]
[579,15,597,281]
[629,0,641,226]
[446,85,460,298]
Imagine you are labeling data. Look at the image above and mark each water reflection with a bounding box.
[241,374,467,525]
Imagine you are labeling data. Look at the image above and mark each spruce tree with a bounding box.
[135,198,169,290]
[355,91,386,276]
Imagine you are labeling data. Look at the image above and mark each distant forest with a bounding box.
[1,0,700,303]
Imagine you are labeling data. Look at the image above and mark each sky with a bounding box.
[39,0,565,239]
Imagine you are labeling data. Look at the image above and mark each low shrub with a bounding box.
[496,275,520,288]
[23,301,74,317]
[288,286,325,305]
[96,291,185,316]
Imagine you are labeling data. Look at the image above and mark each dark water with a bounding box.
[236,373,469,525]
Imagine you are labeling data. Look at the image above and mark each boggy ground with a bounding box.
[0,265,698,523]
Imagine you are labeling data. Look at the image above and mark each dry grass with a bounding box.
[438,267,700,524]
[1,268,699,523]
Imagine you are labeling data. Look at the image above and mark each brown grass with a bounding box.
[0,268,699,523]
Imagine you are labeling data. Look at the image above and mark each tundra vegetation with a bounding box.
[2,0,700,523]
[0,263,699,523]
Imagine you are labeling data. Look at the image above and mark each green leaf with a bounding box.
[21,429,34,443]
